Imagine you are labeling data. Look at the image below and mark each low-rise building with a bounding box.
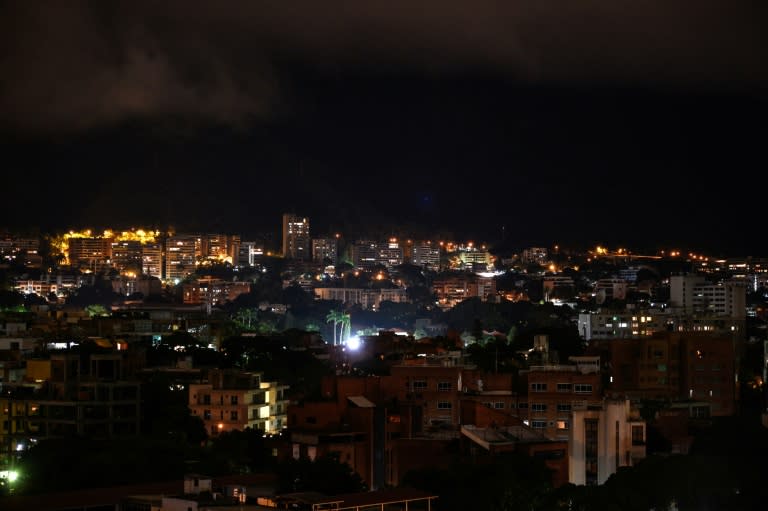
[189,369,288,436]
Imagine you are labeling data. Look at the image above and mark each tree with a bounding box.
[234,307,258,330]
[402,452,553,511]
[340,312,351,344]
[141,371,208,445]
[276,453,366,495]
[0,289,24,309]
[326,309,345,345]
[85,304,110,318]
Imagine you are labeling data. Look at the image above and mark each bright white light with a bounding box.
[0,470,19,482]
[346,336,361,350]
[476,270,504,277]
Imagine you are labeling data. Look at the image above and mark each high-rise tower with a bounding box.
[282,214,310,260]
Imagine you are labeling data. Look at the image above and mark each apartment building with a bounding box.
[165,234,197,283]
[314,287,407,310]
[432,273,497,309]
[592,331,737,416]
[312,237,339,265]
[577,310,667,341]
[524,356,603,440]
[0,353,142,466]
[188,369,288,436]
[282,214,310,261]
[669,274,746,319]
[410,241,440,270]
[568,398,646,485]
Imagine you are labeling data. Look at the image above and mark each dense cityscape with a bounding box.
[0,216,767,510]
[3,2,766,510]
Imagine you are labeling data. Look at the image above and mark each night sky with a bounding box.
[1,1,766,255]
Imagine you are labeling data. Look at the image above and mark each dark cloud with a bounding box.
[2,1,767,255]
[1,1,764,132]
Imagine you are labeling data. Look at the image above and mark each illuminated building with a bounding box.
[669,275,746,319]
[350,240,378,270]
[110,240,142,274]
[68,237,112,272]
[282,213,310,260]
[182,277,251,306]
[312,237,338,264]
[15,279,58,297]
[431,274,497,309]
[577,311,665,340]
[457,248,491,269]
[410,241,440,270]
[141,243,162,279]
[199,233,240,264]
[349,239,404,270]
[379,239,404,267]
[314,287,407,310]
[522,247,549,265]
[238,241,264,266]
[188,369,289,435]
[0,235,40,267]
[165,235,197,283]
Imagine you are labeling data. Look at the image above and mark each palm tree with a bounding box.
[340,312,351,345]
[326,310,343,345]
[235,308,258,330]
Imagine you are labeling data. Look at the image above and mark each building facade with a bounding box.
[314,287,408,310]
[568,399,646,486]
[312,237,339,265]
[165,235,197,283]
[525,356,603,441]
[282,214,310,261]
[188,369,288,436]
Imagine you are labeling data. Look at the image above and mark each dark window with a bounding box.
[585,418,599,485]
[632,425,644,445]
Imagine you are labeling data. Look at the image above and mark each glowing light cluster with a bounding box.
[50,228,161,264]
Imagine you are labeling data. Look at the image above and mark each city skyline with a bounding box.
[2,2,766,255]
